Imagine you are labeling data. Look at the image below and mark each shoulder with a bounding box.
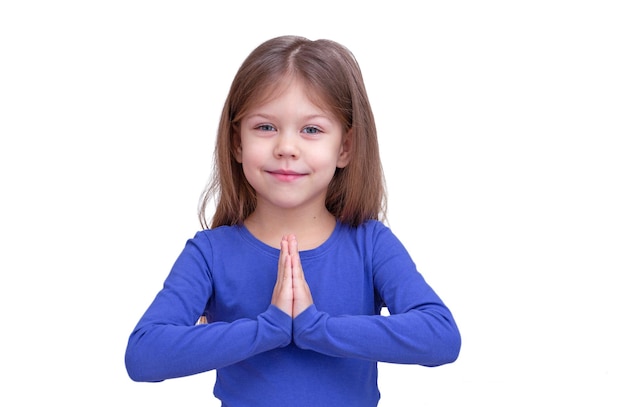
[193,224,242,239]
[185,225,246,254]
[332,220,403,253]
[337,219,394,241]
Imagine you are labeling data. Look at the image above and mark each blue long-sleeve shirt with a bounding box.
[125,220,461,406]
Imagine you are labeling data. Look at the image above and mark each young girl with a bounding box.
[125,35,461,406]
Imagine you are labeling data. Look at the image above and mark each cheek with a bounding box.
[239,151,255,174]
[238,138,261,165]
[316,143,345,169]
[312,153,343,180]
[239,155,257,188]
[238,145,266,181]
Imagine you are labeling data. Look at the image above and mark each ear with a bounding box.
[234,130,243,163]
[336,127,353,168]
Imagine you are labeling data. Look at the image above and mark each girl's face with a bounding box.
[236,79,351,215]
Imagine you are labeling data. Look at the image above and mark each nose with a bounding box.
[274,132,299,159]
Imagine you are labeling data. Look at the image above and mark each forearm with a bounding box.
[125,305,292,382]
[293,304,461,366]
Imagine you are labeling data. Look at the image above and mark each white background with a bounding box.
[1,1,624,405]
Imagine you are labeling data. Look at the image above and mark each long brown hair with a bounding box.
[199,35,386,229]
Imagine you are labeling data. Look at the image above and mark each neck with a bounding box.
[244,206,337,250]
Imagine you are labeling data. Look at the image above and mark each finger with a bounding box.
[288,235,313,317]
[279,236,291,280]
[271,236,293,316]
[287,235,301,276]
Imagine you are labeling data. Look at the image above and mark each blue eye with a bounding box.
[302,126,321,135]
[256,124,276,132]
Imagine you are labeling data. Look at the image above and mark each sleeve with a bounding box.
[124,233,292,382]
[292,225,461,367]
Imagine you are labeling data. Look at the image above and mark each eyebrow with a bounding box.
[246,113,333,122]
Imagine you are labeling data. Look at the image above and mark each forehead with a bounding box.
[249,76,331,113]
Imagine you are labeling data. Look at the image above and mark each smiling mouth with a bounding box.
[268,170,305,182]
